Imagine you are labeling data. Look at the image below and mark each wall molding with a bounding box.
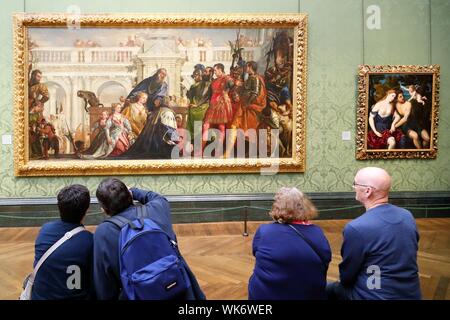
[0,191,449,206]
[0,191,448,227]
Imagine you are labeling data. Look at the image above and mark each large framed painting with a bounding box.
[13,13,308,176]
[356,65,440,160]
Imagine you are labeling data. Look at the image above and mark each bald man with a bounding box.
[327,167,421,300]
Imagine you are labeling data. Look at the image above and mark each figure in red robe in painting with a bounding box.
[201,63,234,154]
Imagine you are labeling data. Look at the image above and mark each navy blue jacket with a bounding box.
[248,222,331,300]
[93,188,205,300]
[32,220,94,300]
[339,204,421,299]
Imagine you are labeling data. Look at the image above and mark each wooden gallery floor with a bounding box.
[0,218,449,300]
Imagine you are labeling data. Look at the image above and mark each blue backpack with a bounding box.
[106,205,191,300]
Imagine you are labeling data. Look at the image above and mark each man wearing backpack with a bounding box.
[93,177,205,300]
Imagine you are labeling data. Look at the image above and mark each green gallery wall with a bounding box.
[0,0,449,198]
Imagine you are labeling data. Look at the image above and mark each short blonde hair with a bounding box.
[136,91,148,100]
[269,187,318,223]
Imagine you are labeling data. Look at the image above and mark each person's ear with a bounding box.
[100,206,110,216]
[129,188,133,201]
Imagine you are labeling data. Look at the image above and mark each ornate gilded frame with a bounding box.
[13,13,307,176]
[356,65,440,160]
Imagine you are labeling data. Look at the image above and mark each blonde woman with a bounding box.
[367,89,403,149]
[248,187,331,300]
[122,91,148,140]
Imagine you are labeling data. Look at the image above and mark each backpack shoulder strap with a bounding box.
[105,206,149,231]
[136,204,179,248]
[105,215,131,229]
[136,204,167,233]
[136,204,146,220]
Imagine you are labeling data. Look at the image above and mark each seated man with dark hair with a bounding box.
[93,177,205,300]
[32,184,94,300]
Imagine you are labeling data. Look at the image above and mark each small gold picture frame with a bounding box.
[356,65,440,160]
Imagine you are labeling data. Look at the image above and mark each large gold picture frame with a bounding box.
[13,13,307,176]
[356,65,440,160]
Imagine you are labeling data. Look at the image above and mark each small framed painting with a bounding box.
[356,65,440,160]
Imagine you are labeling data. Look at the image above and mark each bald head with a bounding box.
[355,167,391,194]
